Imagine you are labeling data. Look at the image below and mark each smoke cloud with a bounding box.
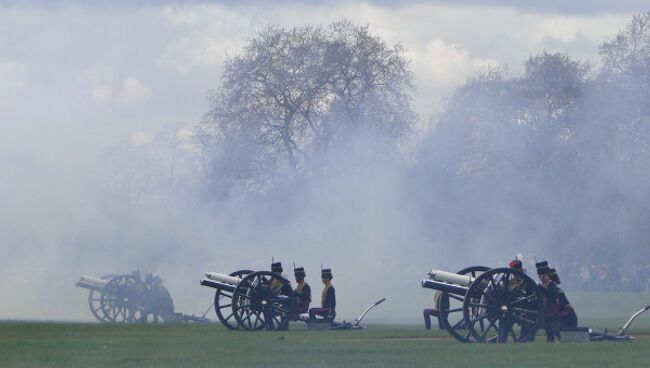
[1,3,649,324]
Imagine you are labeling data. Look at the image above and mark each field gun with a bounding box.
[76,271,208,324]
[201,268,386,331]
[421,266,543,343]
[201,270,293,331]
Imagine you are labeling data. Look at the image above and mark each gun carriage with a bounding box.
[422,266,543,343]
[76,272,208,324]
[201,269,385,331]
[201,270,293,331]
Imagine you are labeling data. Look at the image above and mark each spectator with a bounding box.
[596,264,609,291]
[579,264,591,290]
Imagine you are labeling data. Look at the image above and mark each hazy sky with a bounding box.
[1,1,642,146]
[1,1,648,321]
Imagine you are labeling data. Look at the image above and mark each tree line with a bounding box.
[103,13,650,265]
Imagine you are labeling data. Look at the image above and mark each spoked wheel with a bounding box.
[215,270,253,330]
[232,271,292,331]
[463,267,542,343]
[88,274,118,323]
[438,266,490,342]
[100,275,148,324]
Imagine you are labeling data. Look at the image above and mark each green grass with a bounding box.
[0,322,648,368]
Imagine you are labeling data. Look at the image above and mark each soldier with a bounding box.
[268,261,292,330]
[293,266,311,315]
[508,259,529,289]
[537,261,578,342]
[270,261,293,293]
[144,275,175,323]
[153,276,174,314]
[309,268,336,321]
[422,291,443,330]
[144,273,153,286]
[132,270,142,280]
[508,258,534,341]
[271,261,284,276]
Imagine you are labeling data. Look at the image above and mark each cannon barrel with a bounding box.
[75,275,108,292]
[428,269,474,286]
[80,275,108,286]
[421,279,468,296]
[205,272,241,285]
[200,278,236,293]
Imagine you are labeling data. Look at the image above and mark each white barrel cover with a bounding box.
[428,269,473,286]
[79,275,108,286]
[204,272,241,286]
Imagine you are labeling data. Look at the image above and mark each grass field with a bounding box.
[0,321,648,368]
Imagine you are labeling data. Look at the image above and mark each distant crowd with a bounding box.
[552,262,650,292]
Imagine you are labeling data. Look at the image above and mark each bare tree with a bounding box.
[597,12,650,162]
[317,21,414,150]
[200,21,415,197]
[600,12,650,76]
[521,51,590,130]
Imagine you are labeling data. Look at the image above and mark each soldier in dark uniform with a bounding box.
[536,261,578,342]
[152,276,175,319]
[270,261,293,294]
[508,259,530,290]
[271,261,284,277]
[293,266,311,315]
[508,259,527,289]
[268,261,292,330]
[423,291,445,330]
[309,268,336,321]
[143,274,175,323]
[508,259,535,341]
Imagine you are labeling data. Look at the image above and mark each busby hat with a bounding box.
[294,266,306,279]
[321,268,333,280]
[536,261,551,275]
[271,262,283,273]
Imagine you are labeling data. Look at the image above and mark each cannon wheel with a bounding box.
[232,271,292,331]
[100,275,148,324]
[87,274,118,323]
[214,269,254,330]
[463,267,542,343]
[438,266,490,342]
